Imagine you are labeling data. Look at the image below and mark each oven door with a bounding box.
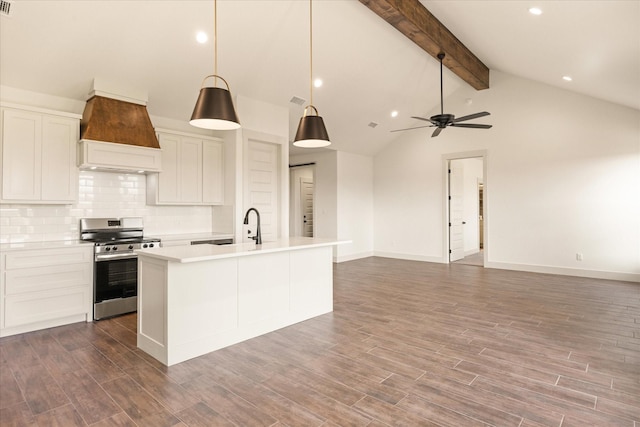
[94,254,137,303]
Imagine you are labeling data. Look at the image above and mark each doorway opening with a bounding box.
[289,163,315,237]
[444,151,487,266]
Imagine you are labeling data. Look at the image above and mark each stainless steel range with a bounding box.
[80,217,160,320]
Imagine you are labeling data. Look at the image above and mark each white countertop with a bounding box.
[150,232,234,242]
[0,232,233,252]
[0,240,90,252]
[136,237,347,263]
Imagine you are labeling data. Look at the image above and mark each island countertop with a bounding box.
[136,237,347,263]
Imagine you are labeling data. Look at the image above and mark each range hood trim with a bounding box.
[78,139,162,174]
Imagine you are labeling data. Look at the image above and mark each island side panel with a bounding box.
[237,251,290,330]
[138,256,168,364]
[166,258,238,366]
[290,246,333,320]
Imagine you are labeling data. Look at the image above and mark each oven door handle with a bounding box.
[95,252,137,262]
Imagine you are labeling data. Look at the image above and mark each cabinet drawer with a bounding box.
[5,246,92,269]
[4,286,91,328]
[5,263,92,295]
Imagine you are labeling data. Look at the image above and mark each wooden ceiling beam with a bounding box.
[359,0,490,90]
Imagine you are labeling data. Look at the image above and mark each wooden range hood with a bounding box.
[80,95,160,149]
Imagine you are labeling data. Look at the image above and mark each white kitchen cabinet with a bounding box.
[0,245,93,337]
[147,129,224,205]
[1,105,80,204]
[202,139,224,204]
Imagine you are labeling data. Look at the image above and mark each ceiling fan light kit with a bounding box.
[190,0,241,131]
[294,0,331,148]
[392,52,492,137]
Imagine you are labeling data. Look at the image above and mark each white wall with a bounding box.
[336,151,374,262]
[374,71,640,281]
[289,150,375,262]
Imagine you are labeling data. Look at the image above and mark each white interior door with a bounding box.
[449,162,465,261]
[300,177,314,237]
[244,139,279,242]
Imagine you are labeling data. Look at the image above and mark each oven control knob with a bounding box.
[142,243,148,248]
[149,243,155,248]
[105,247,111,251]
[129,245,134,250]
[112,246,118,251]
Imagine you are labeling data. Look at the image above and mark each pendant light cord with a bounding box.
[309,0,313,106]
[214,0,218,84]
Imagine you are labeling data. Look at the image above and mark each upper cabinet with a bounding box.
[147,130,224,205]
[1,105,80,204]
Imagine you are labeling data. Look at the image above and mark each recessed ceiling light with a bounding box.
[562,75,573,82]
[391,110,399,118]
[528,7,542,15]
[313,78,323,88]
[196,31,208,44]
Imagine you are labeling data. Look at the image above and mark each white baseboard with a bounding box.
[373,251,445,264]
[485,261,640,283]
[334,251,374,263]
[347,252,638,283]
[464,249,480,256]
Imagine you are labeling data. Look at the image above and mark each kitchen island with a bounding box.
[136,237,345,366]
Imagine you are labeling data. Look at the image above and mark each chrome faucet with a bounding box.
[243,208,262,245]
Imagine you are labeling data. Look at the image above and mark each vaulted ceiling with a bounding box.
[1,1,638,156]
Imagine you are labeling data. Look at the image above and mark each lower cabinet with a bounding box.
[0,245,93,337]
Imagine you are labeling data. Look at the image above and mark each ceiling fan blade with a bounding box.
[411,116,438,124]
[431,127,444,137]
[451,123,493,129]
[452,111,490,123]
[390,124,434,133]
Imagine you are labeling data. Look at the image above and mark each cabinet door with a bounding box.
[1,246,93,331]
[41,115,79,202]
[1,109,41,200]
[149,131,224,206]
[4,286,91,328]
[202,139,224,204]
[157,133,180,203]
[179,137,202,203]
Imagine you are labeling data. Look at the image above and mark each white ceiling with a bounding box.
[1,1,638,157]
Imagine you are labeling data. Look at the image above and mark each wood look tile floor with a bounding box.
[1,257,639,426]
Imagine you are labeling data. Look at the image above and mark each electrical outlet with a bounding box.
[576,253,583,261]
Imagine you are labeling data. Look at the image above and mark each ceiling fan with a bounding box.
[392,52,492,137]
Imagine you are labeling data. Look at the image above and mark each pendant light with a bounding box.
[293,0,330,148]
[190,0,240,130]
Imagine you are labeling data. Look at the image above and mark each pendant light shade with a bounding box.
[294,0,330,148]
[189,0,240,131]
[190,75,240,130]
[294,105,330,148]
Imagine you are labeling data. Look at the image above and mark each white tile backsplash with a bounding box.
[0,171,213,243]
